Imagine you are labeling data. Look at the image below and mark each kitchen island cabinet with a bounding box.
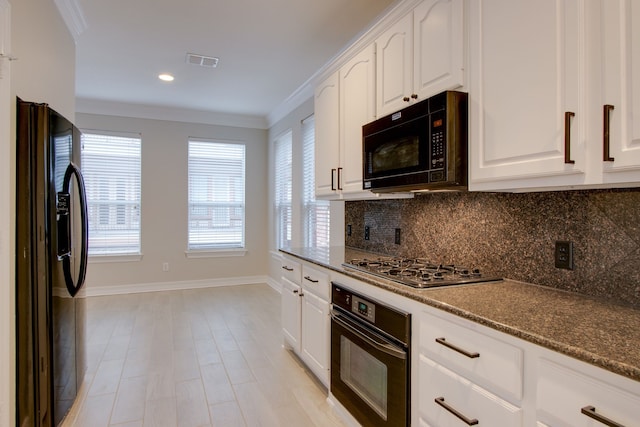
[469,0,640,192]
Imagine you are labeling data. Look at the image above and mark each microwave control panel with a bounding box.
[430,110,446,182]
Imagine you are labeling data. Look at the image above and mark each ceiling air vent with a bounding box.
[186,53,219,68]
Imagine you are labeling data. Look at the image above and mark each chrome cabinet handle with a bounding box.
[435,397,478,425]
[565,111,575,164]
[304,275,319,283]
[435,337,480,358]
[581,405,625,427]
[281,266,294,272]
[603,104,615,162]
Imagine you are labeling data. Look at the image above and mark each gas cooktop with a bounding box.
[342,257,502,289]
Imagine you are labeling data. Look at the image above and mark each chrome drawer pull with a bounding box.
[436,337,480,358]
[304,275,319,283]
[281,266,294,272]
[581,405,625,427]
[435,397,478,426]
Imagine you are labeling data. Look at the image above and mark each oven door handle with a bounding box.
[331,311,407,360]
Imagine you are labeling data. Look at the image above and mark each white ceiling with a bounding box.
[68,0,398,125]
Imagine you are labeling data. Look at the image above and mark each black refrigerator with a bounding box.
[16,99,89,427]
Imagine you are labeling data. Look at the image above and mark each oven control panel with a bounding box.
[351,296,375,322]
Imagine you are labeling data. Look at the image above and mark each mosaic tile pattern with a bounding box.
[345,189,640,307]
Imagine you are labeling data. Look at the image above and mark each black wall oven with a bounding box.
[330,283,411,427]
[362,90,468,193]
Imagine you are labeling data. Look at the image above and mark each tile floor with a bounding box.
[63,284,347,427]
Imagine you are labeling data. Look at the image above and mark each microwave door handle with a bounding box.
[331,311,406,360]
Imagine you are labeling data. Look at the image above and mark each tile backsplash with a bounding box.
[345,189,640,308]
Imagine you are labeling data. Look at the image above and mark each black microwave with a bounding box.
[362,90,468,192]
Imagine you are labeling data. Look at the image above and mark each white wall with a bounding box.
[76,113,269,294]
[2,0,76,424]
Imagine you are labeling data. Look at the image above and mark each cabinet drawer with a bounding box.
[537,358,640,427]
[301,265,329,300]
[420,310,523,401]
[280,258,301,284]
[419,356,523,427]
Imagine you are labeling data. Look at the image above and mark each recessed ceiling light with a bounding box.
[158,73,174,82]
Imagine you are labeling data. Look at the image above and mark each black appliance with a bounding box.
[16,99,89,426]
[363,90,468,193]
[343,257,502,289]
[331,283,411,427]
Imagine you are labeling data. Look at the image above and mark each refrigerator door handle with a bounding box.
[60,162,88,297]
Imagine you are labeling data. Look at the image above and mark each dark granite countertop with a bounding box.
[280,246,640,383]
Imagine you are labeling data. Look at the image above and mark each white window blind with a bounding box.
[302,115,330,247]
[81,132,141,255]
[274,131,292,248]
[188,139,245,250]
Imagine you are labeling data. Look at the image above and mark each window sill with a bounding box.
[185,248,247,259]
[89,253,143,263]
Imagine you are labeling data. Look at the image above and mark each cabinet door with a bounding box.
[601,0,640,183]
[376,13,414,117]
[281,277,301,352]
[339,45,377,196]
[413,0,464,101]
[469,0,586,191]
[301,291,330,387]
[419,357,523,427]
[537,358,640,427]
[314,71,340,199]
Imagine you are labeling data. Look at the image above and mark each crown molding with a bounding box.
[76,97,269,129]
[54,0,87,40]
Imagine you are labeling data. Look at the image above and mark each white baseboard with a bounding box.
[84,275,273,297]
[265,276,282,293]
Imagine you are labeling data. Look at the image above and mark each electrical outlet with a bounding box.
[395,228,401,245]
[162,262,169,272]
[555,241,574,270]
[364,226,370,240]
[347,224,352,236]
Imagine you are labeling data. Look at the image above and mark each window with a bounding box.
[81,132,141,255]
[274,131,292,248]
[188,139,245,250]
[302,116,330,247]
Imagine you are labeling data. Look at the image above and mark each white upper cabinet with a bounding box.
[315,47,376,200]
[469,0,585,191]
[376,0,465,117]
[339,45,377,196]
[600,0,640,184]
[314,71,340,198]
[315,46,410,200]
[469,0,640,191]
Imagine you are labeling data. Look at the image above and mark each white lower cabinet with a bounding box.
[301,290,330,385]
[419,356,523,427]
[537,358,640,427]
[280,261,331,387]
[281,277,302,351]
[420,310,524,402]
